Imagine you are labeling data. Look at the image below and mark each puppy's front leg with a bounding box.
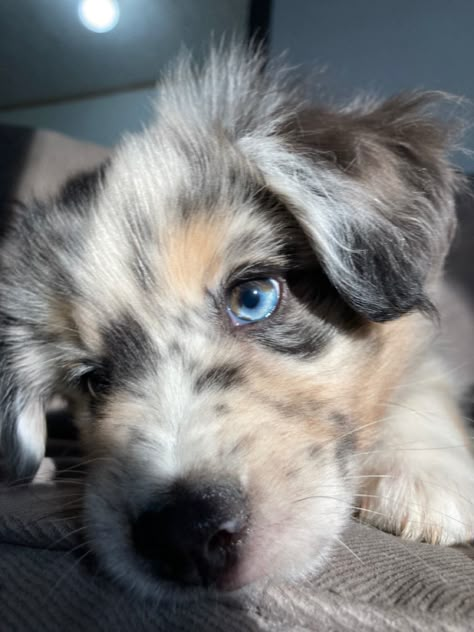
[358,356,474,544]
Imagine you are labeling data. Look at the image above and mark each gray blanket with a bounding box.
[1,485,474,632]
[0,125,473,631]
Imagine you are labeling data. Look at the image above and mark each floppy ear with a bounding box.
[243,92,462,322]
[0,335,47,482]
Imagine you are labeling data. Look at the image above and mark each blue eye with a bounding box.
[227,278,280,325]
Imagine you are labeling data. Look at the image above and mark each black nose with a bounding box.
[132,482,248,587]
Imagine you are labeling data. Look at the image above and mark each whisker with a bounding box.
[333,535,365,564]
[349,518,449,583]
[355,493,473,528]
[353,443,472,457]
[343,474,395,480]
[318,417,394,451]
[293,493,471,531]
[38,513,83,524]
[0,478,88,491]
[43,545,94,604]
[55,455,117,475]
[34,498,84,521]
[345,473,474,511]
[293,494,387,517]
[385,400,472,435]
[389,360,472,391]
[47,525,88,550]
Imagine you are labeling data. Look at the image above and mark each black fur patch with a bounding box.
[194,365,243,393]
[58,160,109,212]
[101,313,156,388]
[252,317,333,357]
[341,231,430,322]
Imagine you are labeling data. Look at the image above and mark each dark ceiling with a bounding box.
[0,0,250,109]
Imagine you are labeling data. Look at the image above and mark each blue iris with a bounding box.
[227,278,280,324]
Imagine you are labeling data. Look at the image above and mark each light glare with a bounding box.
[78,0,120,33]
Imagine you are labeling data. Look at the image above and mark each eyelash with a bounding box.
[225,263,287,288]
[72,364,109,398]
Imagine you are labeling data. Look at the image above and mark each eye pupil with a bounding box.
[240,288,260,310]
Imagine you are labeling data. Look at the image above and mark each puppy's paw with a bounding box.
[357,456,474,545]
[32,457,56,485]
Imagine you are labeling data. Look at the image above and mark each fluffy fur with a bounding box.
[0,44,473,599]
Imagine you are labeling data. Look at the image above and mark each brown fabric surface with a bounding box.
[0,124,473,631]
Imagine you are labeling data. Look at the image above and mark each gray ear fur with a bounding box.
[242,92,462,321]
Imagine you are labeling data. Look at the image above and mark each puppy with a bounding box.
[0,45,473,598]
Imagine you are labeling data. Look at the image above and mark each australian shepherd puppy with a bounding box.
[0,45,473,599]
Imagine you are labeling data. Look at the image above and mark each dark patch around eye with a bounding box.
[101,313,156,388]
[228,184,366,358]
[194,365,243,394]
[251,319,333,357]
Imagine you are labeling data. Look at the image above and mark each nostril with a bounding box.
[131,483,248,587]
[208,519,243,554]
[206,520,244,569]
[208,528,234,554]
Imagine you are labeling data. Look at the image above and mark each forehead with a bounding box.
[72,142,289,337]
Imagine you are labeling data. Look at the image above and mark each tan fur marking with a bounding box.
[160,215,230,303]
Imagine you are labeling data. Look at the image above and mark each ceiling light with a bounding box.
[78,0,120,33]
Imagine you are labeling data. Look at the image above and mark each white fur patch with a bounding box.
[16,400,46,466]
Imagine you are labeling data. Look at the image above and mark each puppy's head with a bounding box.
[0,47,461,597]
